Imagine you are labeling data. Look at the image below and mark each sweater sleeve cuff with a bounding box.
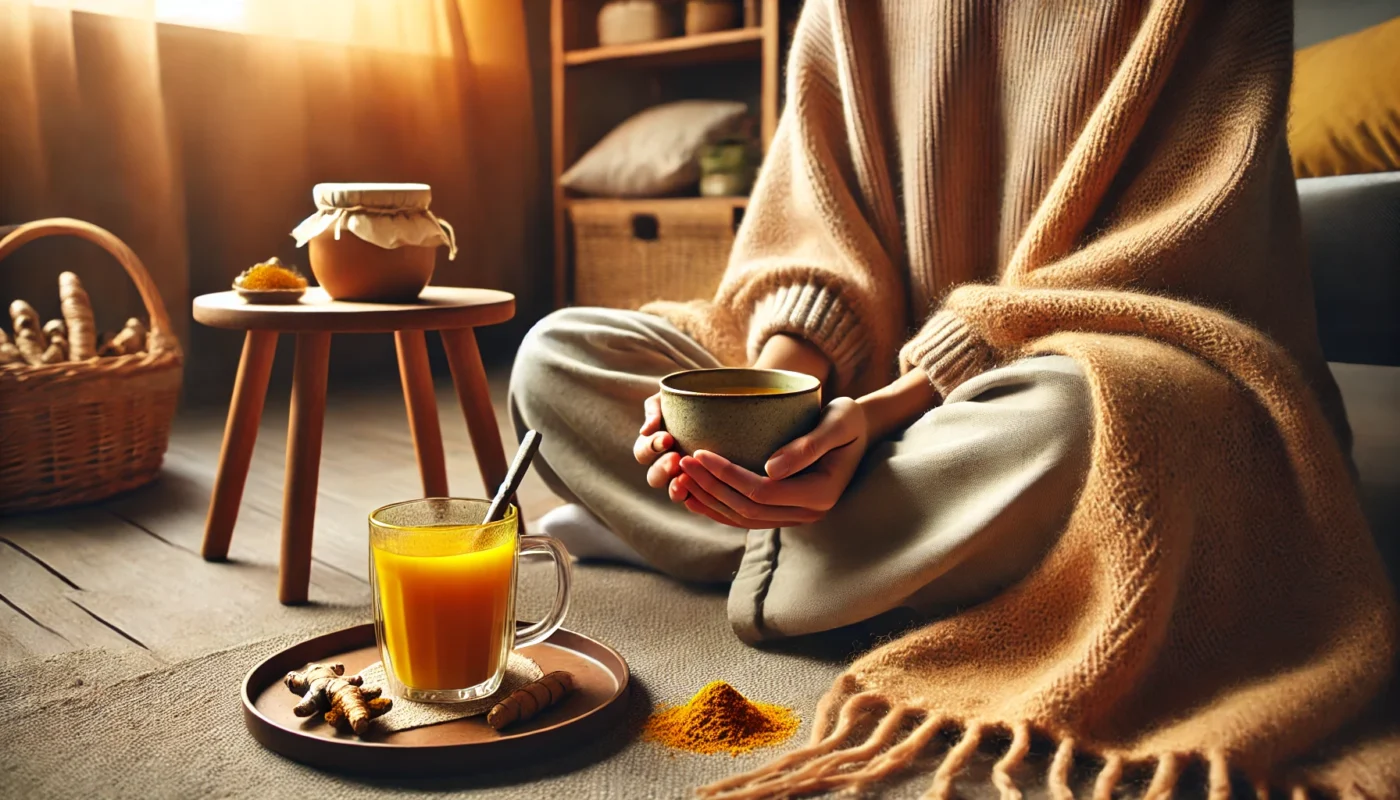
[748,283,870,392]
[899,311,998,399]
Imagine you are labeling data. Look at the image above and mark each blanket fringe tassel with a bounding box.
[692,691,1304,800]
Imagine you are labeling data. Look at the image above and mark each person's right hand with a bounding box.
[633,391,682,490]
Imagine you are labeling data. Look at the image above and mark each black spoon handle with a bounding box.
[485,430,542,523]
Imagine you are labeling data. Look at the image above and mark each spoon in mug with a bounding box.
[484,430,543,523]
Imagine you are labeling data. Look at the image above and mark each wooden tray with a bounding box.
[242,624,629,776]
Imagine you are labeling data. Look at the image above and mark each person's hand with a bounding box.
[670,397,869,528]
[633,391,684,491]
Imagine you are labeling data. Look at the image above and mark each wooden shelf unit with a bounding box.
[550,0,784,308]
[564,26,764,68]
[564,195,750,210]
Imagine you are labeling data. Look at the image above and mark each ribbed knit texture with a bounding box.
[649,0,1399,796]
[644,0,1349,445]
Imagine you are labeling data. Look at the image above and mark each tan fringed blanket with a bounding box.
[641,0,1400,795]
[701,289,1399,797]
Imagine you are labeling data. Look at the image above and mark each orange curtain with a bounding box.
[0,0,546,387]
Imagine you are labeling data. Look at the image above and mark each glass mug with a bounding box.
[368,498,572,703]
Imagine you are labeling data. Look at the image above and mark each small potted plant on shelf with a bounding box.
[698,134,759,197]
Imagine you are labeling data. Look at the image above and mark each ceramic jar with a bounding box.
[291,183,456,302]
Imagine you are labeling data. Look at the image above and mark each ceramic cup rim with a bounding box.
[659,367,821,399]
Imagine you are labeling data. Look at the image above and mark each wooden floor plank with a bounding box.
[0,543,136,655]
[1,508,368,662]
[0,598,71,661]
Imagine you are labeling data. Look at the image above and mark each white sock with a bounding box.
[535,503,650,568]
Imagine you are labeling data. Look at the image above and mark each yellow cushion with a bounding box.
[1289,16,1400,178]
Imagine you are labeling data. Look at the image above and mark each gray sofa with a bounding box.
[1300,171,1400,578]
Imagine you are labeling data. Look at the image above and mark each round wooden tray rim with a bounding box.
[241,623,629,773]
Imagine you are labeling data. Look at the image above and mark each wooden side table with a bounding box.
[192,287,515,604]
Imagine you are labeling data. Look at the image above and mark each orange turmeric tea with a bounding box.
[371,516,517,691]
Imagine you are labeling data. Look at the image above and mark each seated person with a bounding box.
[509,0,1349,645]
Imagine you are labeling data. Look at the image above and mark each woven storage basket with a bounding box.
[571,199,740,309]
[0,218,183,513]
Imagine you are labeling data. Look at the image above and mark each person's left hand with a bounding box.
[670,397,869,528]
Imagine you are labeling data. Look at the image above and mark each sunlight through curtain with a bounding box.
[1,0,544,389]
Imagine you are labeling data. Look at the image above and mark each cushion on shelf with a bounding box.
[561,100,748,198]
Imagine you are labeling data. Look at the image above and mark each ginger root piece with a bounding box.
[95,331,120,357]
[109,317,147,356]
[9,300,40,336]
[59,272,96,360]
[15,329,47,366]
[487,670,575,731]
[41,321,69,363]
[0,330,21,365]
[40,330,68,364]
[284,662,390,736]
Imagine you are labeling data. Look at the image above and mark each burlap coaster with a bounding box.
[357,653,543,733]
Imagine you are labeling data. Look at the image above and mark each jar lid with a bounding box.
[312,183,433,212]
[292,182,456,259]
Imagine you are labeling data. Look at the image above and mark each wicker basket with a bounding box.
[0,218,183,513]
[571,199,740,309]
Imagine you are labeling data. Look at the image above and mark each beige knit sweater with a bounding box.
[647,0,1349,446]
[644,0,1399,796]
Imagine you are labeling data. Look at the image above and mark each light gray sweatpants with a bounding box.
[509,308,1092,643]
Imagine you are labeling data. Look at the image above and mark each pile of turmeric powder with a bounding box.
[644,681,799,756]
[236,257,307,291]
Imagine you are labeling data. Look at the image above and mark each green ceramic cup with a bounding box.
[658,368,822,474]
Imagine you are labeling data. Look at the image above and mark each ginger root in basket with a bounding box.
[11,301,48,365]
[284,662,391,736]
[59,272,96,360]
[9,299,40,336]
[42,320,70,363]
[108,317,147,356]
[487,670,575,731]
[40,328,68,364]
[0,330,21,365]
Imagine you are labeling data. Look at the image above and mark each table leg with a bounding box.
[280,332,331,605]
[395,330,449,497]
[202,330,278,561]
[441,327,510,500]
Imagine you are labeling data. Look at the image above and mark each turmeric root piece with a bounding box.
[325,695,393,734]
[42,319,67,339]
[284,662,389,736]
[109,317,147,355]
[59,272,97,360]
[487,670,575,731]
[285,662,358,715]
